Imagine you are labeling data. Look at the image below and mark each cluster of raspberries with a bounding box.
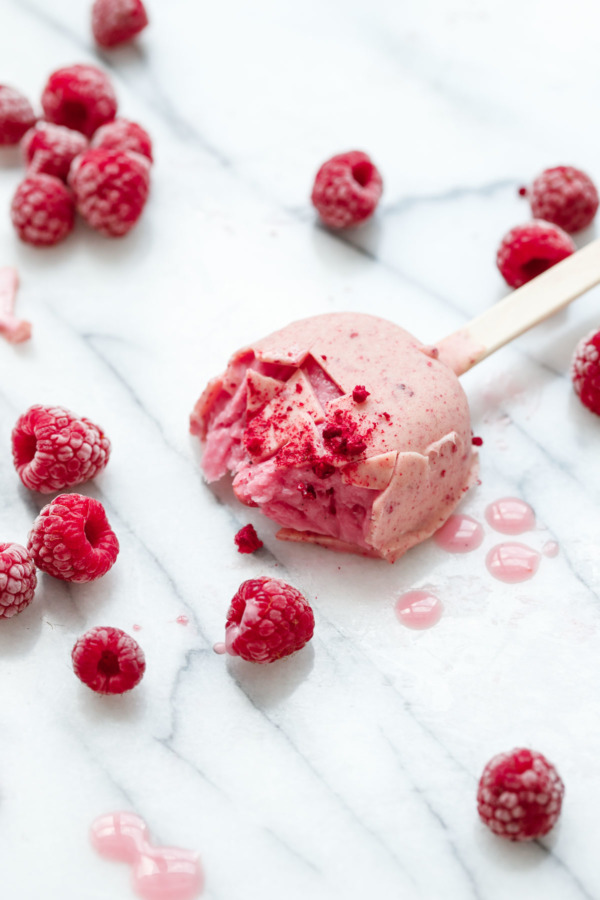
[0,63,153,247]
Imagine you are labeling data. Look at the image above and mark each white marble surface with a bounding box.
[1,0,600,897]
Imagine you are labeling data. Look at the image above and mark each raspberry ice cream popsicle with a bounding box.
[192,239,600,562]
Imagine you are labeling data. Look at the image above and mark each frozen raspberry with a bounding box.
[12,404,111,493]
[92,0,149,48]
[91,118,152,162]
[10,174,75,247]
[352,385,370,403]
[234,524,263,554]
[41,65,117,138]
[571,328,600,415]
[21,122,88,181]
[72,626,145,693]
[311,151,383,228]
[530,166,598,234]
[28,493,119,583]
[477,748,564,841]
[69,148,150,237]
[496,221,575,289]
[224,577,315,663]
[0,543,37,618]
[0,85,36,146]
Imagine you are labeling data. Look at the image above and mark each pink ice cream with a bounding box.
[190,313,478,562]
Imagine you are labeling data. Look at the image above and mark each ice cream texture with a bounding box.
[190,312,478,562]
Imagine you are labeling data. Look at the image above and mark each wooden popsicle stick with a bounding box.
[435,237,600,376]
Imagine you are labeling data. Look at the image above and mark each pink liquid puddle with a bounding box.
[434,514,484,553]
[542,540,559,558]
[486,543,541,583]
[176,615,189,626]
[485,498,535,535]
[213,642,226,655]
[91,812,204,900]
[395,590,443,630]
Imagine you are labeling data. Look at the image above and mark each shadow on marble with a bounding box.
[309,220,383,275]
[0,147,21,170]
[0,599,43,655]
[474,822,560,872]
[76,682,148,723]
[226,643,315,708]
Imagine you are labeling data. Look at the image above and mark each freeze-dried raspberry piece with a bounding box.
[12,404,111,493]
[496,221,575,289]
[234,524,263,554]
[477,748,564,841]
[0,85,36,145]
[41,65,117,138]
[92,0,149,48]
[311,151,383,228]
[224,576,315,663]
[28,493,119,582]
[69,148,150,237]
[72,626,145,693]
[10,174,75,247]
[0,543,37,618]
[529,166,598,234]
[21,122,88,180]
[91,117,152,161]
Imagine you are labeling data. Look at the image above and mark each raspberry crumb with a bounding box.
[11,174,75,247]
[69,148,150,237]
[28,493,119,583]
[12,404,111,493]
[224,577,315,663]
[41,65,117,138]
[529,166,598,233]
[477,748,564,841]
[0,543,37,618]
[496,221,575,289]
[0,85,36,146]
[572,329,600,415]
[518,186,528,197]
[472,436,483,446]
[234,524,263,554]
[91,118,153,162]
[92,0,149,48]
[312,461,336,478]
[21,122,88,181]
[72,626,145,693]
[311,150,383,228]
[352,385,370,403]
[0,267,31,344]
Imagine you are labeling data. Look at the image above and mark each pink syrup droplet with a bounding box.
[132,624,142,632]
[486,542,541,583]
[543,540,559,558]
[485,498,535,535]
[91,812,204,900]
[176,615,189,626]
[434,514,484,552]
[213,642,226,655]
[395,590,443,630]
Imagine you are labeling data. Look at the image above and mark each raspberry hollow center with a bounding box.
[62,100,88,132]
[351,160,373,188]
[84,510,104,547]
[13,431,37,466]
[521,257,551,280]
[97,649,121,678]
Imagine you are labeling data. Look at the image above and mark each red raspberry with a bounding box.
[530,166,599,234]
[10,174,75,247]
[225,577,315,663]
[0,85,36,146]
[571,328,600,415]
[41,65,117,138]
[311,151,383,228]
[91,117,153,162]
[69,148,150,237]
[12,404,111,493]
[92,0,149,48]
[28,493,119,583]
[234,524,263,554]
[21,122,88,181]
[496,221,575,289]
[0,543,37,618]
[352,385,370,403]
[477,748,564,841]
[72,626,145,693]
